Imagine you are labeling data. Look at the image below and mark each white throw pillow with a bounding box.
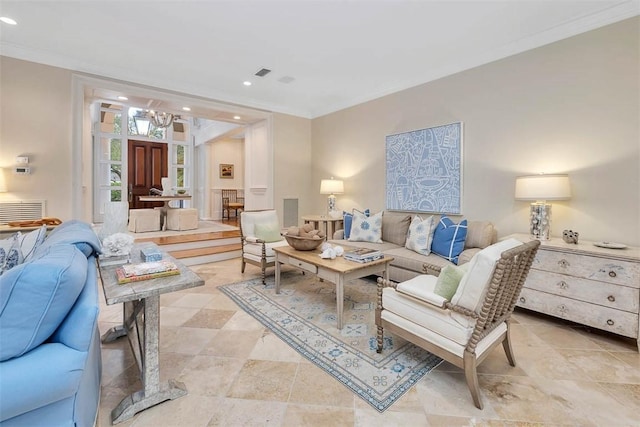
[0,234,24,276]
[405,215,436,255]
[17,225,48,262]
[348,210,383,243]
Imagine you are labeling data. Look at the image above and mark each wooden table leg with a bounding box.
[336,276,344,329]
[110,296,187,424]
[275,252,282,294]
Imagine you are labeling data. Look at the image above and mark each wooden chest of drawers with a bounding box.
[509,234,640,350]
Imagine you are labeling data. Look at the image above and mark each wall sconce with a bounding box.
[320,177,344,218]
[515,174,571,240]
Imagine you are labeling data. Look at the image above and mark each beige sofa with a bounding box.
[328,211,497,283]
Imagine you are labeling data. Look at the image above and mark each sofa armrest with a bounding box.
[51,257,99,352]
[0,343,86,422]
[333,229,345,240]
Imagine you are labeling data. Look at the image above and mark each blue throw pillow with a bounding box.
[431,216,468,264]
[343,208,369,239]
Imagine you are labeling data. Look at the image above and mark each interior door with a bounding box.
[128,140,168,209]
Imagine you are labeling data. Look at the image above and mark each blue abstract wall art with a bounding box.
[386,122,463,214]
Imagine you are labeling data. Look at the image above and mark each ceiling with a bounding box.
[0,1,638,119]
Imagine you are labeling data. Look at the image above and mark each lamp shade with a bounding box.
[320,178,344,195]
[515,174,571,201]
[0,168,6,193]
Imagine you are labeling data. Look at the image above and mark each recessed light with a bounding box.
[182,107,191,111]
[117,96,128,101]
[243,81,252,86]
[0,17,17,25]
[233,115,241,120]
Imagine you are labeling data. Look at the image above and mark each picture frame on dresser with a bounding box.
[509,233,640,351]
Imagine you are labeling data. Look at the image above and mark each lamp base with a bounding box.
[529,202,552,240]
[326,195,337,217]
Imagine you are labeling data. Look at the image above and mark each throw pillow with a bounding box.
[0,234,23,276]
[433,263,470,300]
[431,216,468,264]
[348,210,382,243]
[254,222,283,243]
[17,225,48,262]
[343,208,370,239]
[381,212,412,246]
[405,215,436,255]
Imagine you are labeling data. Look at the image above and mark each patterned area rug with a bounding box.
[220,272,442,412]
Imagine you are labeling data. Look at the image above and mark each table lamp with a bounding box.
[320,177,344,218]
[515,174,571,240]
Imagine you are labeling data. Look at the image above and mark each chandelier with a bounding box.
[149,110,175,128]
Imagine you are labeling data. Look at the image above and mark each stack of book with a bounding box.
[343,247,383,263]
[115,260,180,284]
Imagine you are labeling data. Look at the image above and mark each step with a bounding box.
[169,244,242,266]
[134,230,242,266]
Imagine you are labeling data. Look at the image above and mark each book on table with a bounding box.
[343,247,383,263]
[115,260,180,284]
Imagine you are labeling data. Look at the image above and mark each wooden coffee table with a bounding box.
[273,245,393,329]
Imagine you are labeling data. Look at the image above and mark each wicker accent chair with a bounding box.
[376,238,539,409]
[240,210,289,284]
[222,189,244,220]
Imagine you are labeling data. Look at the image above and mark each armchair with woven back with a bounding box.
[376,238,540,409]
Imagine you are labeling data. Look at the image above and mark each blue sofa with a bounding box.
[0,221,103,427]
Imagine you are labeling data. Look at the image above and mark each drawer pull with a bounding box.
[558,304,567,314]
[558,259,570,268]
[608,271,617,278]
[607,295,616,302]
[557,281,568,290]
[519,297,526,304]
[606,319,615,326]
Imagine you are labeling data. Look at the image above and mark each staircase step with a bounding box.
[134,229,242,266]
[134,230,240,246]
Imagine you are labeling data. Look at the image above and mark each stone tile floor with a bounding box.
[98,259,640,426]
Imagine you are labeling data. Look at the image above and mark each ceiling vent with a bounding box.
[278,76,295,84]
[254,68,271,77]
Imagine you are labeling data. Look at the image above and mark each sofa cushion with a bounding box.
[0,234,23,276]
[343,208,369,239]
[35,220,102,258]
[381,211,411,246]
[0,244,88,361]
[405,215,436,255]
[431,216,468,264]
[451,238,523,313]
[348,210,382,243]
[465,221,495,249]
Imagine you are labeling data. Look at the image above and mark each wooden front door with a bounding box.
[128,140,168,209]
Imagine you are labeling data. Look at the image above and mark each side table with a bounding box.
[301,215,343,240]
[98,243,204,423]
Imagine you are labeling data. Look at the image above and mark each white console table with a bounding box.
[509,234,640,350]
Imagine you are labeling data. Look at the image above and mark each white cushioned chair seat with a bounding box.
[243,239,289,258]
[382,287,475,346]
[381,310,507,358]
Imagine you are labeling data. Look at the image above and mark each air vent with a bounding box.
[0,200,46,224]
[254,68,272,77]
[278,76,295,84]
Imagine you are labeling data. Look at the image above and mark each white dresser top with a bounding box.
[507,233,640,263]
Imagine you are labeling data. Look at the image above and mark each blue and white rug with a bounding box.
[220,272,442,412]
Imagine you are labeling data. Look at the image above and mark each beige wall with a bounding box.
[273,112,312,226]
[210,138,245,190]
[311,17,640,245]
[0,57,75,220]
